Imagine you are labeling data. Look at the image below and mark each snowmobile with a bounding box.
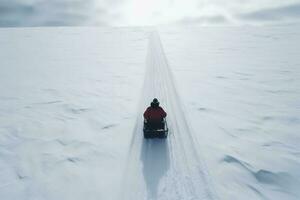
[143,118,168,139]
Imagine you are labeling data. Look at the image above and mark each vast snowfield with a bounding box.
[0,25,299,200]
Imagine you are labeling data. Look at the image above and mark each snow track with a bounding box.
[121,32,219,200]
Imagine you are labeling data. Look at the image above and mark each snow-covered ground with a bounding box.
[0,25,299,200]
[160,25,300,200]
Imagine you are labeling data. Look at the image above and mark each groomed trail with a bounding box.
[120,32,219,200]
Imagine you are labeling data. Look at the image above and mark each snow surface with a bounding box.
[0,25,300,200]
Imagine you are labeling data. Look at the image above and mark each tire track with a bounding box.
[121,31,219,200]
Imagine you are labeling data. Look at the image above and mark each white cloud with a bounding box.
[0,0,300,26]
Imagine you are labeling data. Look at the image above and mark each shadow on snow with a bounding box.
[141,138,170,200]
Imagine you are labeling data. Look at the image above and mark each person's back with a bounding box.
[144,98,167,122]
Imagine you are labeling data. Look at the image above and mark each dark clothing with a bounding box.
[143,106,167,122]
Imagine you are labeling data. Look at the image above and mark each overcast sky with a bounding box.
[0,0,300,26]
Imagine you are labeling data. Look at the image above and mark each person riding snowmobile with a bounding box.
[143,98,167,123]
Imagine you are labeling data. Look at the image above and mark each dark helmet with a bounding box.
[153,98,159,104]
[151,98,159,108]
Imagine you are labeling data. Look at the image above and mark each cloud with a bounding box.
[0,0,122,27]
[0,0,300,26]
[239,3,300,22]
[179,15,228,25]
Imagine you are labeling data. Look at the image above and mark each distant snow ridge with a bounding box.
[121,31,220,200]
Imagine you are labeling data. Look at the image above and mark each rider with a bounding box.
[143,98,167,123]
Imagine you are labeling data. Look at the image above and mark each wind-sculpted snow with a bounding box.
[121,32,219,200]
[0,27,148,200]
[159,26,300,200]
[0,26,299,200]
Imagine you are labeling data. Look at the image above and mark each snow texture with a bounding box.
[0,25,300,200]
[121,32,219,200]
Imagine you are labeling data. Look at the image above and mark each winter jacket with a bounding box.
[143,106,167,122]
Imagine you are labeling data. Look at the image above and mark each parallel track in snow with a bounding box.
[121,32,219,200]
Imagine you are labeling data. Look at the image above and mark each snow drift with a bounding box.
[0,25,299,200]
